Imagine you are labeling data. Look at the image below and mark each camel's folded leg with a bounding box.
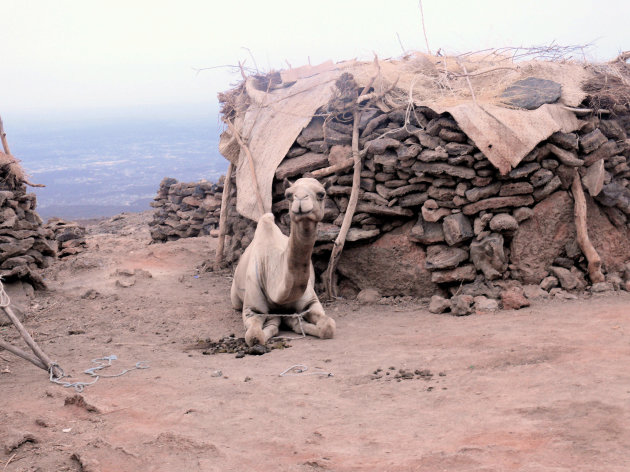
[285,301,336,339]
[263,316,281,341]
[242,309,266,346]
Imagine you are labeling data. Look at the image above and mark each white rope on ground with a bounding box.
[50,355,150,392]
[279,364,333,377]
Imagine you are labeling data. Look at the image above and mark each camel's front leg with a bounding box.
[242,310,281,346]
[285,296,336,339]
[242,308,266,347]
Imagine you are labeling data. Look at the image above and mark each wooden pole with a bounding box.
[225,120,265,217]
[2,305,63,377]
[571,172,605,284]
[0,338,48,370]
[0,114,12,155]
[215,163,234,268]
[324,109,361,298]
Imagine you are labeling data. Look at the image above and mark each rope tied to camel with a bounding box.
[50,355,150,392]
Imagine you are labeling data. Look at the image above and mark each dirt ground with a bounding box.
[1,211,630,472]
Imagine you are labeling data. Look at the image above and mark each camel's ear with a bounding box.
[322,179,332,191]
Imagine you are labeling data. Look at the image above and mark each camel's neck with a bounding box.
[271,218,317,305]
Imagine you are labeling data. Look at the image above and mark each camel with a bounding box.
[230,177,336,346]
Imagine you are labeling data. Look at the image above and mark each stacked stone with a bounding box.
[149,177,223,242]
[45,219,87,257]
[0,186,56,289]
[220,106,630,300]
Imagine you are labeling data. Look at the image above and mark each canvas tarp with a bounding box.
[221,54,593,221]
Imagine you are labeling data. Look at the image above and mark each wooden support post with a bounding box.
[215,163,234,268]
[0,338,47,370]
[324,109,361,298]
[2,305,63,377]
[225,120,265,217]
[571,172,605,284]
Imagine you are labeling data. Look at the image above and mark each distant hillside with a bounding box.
[8,114,227,220]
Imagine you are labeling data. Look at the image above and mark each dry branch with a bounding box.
[324,108,361,298]
[2,305,63,377]
[571,173,604,284]
[0,115,12,155]
[215,163,234,268]
[306,158,354,179]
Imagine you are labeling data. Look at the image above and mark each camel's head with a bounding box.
[284,177,327,224]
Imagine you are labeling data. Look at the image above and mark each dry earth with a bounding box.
[1,211,630,471]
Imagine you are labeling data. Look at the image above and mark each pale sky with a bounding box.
[1,0,628,121]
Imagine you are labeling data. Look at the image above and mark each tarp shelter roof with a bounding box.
[219,53,594,221]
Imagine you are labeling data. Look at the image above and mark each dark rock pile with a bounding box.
[45,219,87,258]
[148,177,223,242]
[221,107,630,307]
[0,186,55,289]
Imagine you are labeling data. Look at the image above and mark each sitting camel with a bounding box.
[231,177,336,346]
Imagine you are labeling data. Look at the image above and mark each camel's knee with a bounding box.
[245,326,265,346]
[316,317,336,339]
[243,313,266,346]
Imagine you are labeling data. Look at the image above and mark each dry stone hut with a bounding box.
[170,52,630,306]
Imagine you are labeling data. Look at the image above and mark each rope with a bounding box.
[270,312,308,341]
[279,364,333,377]
[50,355,149,392]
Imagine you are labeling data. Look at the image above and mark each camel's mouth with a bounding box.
[290,209,320,222]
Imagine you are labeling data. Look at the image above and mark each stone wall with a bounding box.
[222,108,630,302]
[0,186,56,289]
[149,108,630,306]
[148,177,223,241]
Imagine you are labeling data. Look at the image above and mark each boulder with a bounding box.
[425,245,469,270]
[409,217,445,244]
[429,295,451,314]
[489,213,518,232]
[540,275,559,291]
[275,152,329,180]
[585,193,630,273]
[522,284,548,300]
[500,77,561,110]
[356,288,381,304]
[474,295,499,312]
[501,287,530,310]
[442,213,473,246]
[431,264,477,284]
[549,266,583,291]
[470,233,507,280]
[510,191,575,284]
[337,224,438,297]
[450,295,474,316]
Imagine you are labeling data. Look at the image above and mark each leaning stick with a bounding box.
[306,158,354,179]
[324,109,361,298]
[0,114,11,155]
[571,172,605,284]
[225,120,265,216]
[2,305,63,377]
[215,163,234,267]
[0,338,47,370]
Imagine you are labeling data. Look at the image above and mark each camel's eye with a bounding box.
[285,189,294,199]
[316,191,325,200]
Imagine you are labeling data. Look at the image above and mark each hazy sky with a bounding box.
[1,0,628,121]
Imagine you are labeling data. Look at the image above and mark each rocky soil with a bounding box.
[2,211,630,471]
